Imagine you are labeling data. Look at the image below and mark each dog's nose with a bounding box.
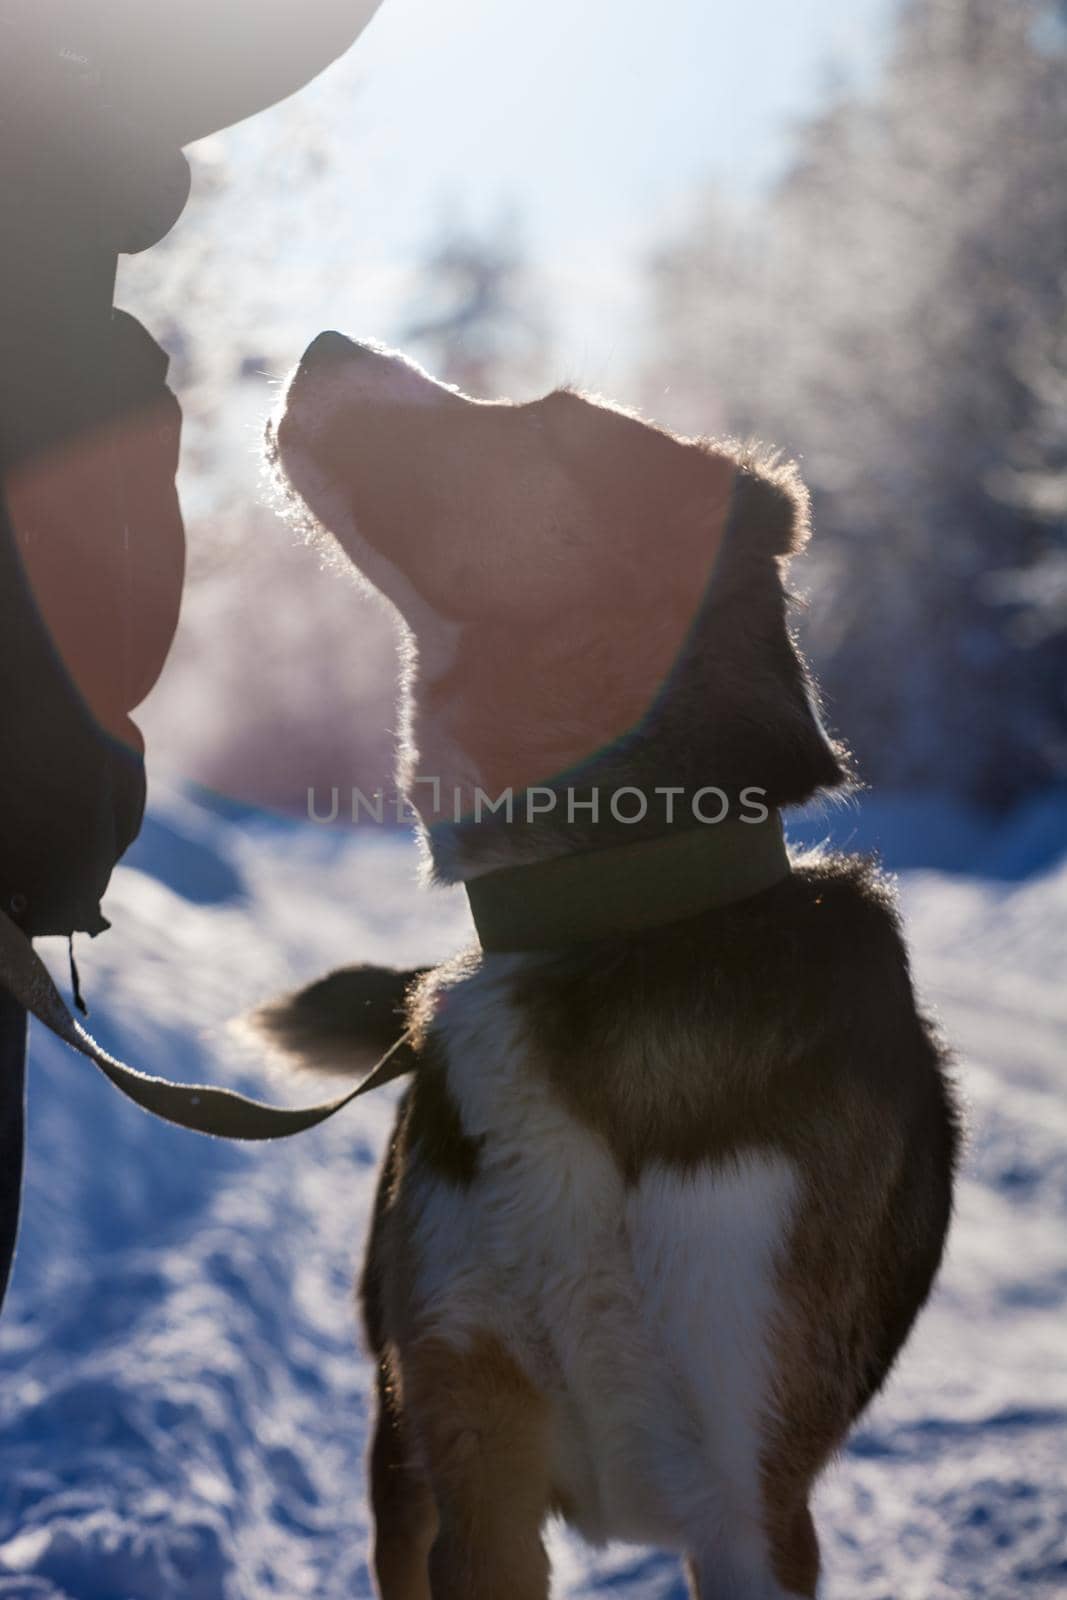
[300,329,356,371]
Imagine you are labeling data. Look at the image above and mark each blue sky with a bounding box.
[340,0,891,252]
[181,0,893,393]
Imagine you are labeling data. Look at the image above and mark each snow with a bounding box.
[0,785,1064,1598]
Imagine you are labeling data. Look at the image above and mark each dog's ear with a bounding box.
[726,449,812,563]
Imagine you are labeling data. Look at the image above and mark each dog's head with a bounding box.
[266,334,846,875]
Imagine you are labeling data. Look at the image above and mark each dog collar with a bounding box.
[466,812,791,952]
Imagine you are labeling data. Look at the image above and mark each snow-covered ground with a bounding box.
[0,785,1064,1599]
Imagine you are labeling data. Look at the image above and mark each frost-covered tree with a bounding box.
[644,0,1067,805]
[400,209,552,400]
[117,110,402,809]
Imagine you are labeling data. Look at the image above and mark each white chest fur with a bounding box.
[404,956,799,1570]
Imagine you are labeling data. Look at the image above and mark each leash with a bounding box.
[0,813,790,1141]
[0,905,414,1140]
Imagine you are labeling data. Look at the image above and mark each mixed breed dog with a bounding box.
[259,334,959,1599]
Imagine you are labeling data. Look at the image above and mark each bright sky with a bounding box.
[183,0,892,392]
[342,0,890,247]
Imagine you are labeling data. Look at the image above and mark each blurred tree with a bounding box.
[118,130,554,810]
[644,0,1067,807]
[120,109,341,549]
[401,208,552,399]
[118,115,402,812]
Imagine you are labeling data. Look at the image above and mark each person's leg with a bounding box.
[0,987,27,1311]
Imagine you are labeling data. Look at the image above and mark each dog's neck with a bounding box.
[402,608,708,882]
[395,476,849,885]
[463,812,792,951]
[399,627,845,887]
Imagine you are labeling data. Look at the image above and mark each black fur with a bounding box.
[261,379,960,1572]
[256,963,424,1075]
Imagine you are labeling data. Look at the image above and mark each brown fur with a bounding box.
[345,852,956,1597]
[368,1353,437,1600]
[261,340,960,1597]
[398,1335,552,1600]
[360,1130,550,1597]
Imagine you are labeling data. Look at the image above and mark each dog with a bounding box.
[260,334,960,1599]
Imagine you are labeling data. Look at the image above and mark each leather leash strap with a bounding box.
[0,905,413,1140]
[0,815,791,1140]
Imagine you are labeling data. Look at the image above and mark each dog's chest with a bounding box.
[402,960,799,1547]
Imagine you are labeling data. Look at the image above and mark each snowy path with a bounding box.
[0,789,1063,1598]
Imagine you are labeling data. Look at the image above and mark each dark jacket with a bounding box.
[0,1,380,937]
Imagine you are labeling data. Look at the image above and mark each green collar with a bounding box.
[466,812,791,953]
